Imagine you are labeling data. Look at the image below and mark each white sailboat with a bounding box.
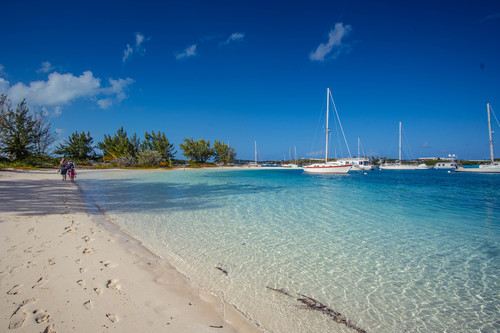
[338,138,376,170]
[303,88,352,174]
[380,121,430,170]
[249,141,259,166]
[456,103,500,173]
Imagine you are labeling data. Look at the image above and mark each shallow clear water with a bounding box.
[78,169,500,333]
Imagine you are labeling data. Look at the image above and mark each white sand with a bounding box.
[0,169,260,332]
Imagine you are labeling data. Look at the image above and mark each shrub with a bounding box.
[137,149,164,166]
[113,155,137,167]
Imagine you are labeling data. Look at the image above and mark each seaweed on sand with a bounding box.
[265,286,292,297]
[297,294,367,333]
[266,287,367,333]
[215,266,228,276]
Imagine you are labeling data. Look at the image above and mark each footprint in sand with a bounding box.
[27,261,37,269]
[94,287,103,295]
[32,276,48,289]
[24,246,34,253]
[83,248,95,255]
[100,260,118,269]
[79,267,86,273]
[9,264,23,274]
[61,228,74,236]
[106,313,119,323]
[82,235,92,243]
[33,309,50,323]
[83,300,93,309]
[8,298,37,329]
[42,324,56,333]
[106,279,121,292]
[77,279,85,286]
[7,284,23,295]
[33,249,45,257]
[27,228,35,234]
[9,305,27,329]
[7,245,18,253]
[40,241,52,247]
[47,258,56,266]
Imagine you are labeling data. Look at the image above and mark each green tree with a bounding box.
[98,126,140,159]
[179,138,213,163]
[0,95,9,153]
[32,109,56,161]
[212,140,236,165]
[55,131,96,160]
[0,97,37,160]
[142,130,176,162]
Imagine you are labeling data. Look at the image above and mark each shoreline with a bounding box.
[0,169,261,332]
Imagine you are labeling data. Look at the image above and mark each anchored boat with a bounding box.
[303,88,352,174]
[456,103,500,173]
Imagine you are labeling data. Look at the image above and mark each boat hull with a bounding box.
[303,164,352,174]
[455,165,500,173]
[380,164,430,170]
[380,165,419,170]
[352,165,377,171]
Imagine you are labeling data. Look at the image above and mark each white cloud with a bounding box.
[97,98,113,110]
[37,61,54,74]
[2,71,134,112]
[123,44,133,62]
[175,44,197,60]
[8,71,100,106]
[136,33,145,47]
[54,106,62,117]
[309,23,352,61]
[0,78,9,94]
[0,64,6,77]
[122,32,150,63]
[101,77,134,101]
[221,32,245,45]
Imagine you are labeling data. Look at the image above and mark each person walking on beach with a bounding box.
[58,158,68,181]
[68,161,76,181]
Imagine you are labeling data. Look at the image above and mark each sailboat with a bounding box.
[249,141,259,166]
[338,138,376,170]
[303,88,352,174]
[456,103,500,173]
[379,122,430,170]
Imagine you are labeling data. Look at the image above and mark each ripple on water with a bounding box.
[79,169,500,333]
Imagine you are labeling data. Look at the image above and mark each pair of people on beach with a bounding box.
[58,158,76,181]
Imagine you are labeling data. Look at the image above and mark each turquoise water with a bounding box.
[78,169,500,332]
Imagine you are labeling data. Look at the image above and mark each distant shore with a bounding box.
[0,169,260,332]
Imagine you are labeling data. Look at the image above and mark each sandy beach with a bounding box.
[0,169,260,333]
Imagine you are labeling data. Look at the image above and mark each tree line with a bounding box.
[0,94,237,167]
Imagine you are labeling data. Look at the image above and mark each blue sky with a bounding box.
[1,0,499,161]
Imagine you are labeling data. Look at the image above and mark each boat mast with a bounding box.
[255,141,257,164]
[488,102,494,163]
[358,137,360,158]
[399,121,402,163]
[325,88,330,163]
